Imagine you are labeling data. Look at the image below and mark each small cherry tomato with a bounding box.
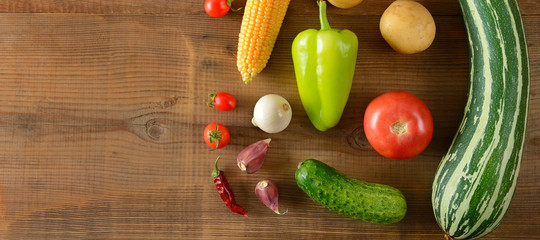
[208,92,236,111]
[363,91,433,160]
[204,122,230,150]
[204,0,231,18]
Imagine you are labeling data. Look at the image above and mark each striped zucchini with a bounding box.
[431,0,529,239]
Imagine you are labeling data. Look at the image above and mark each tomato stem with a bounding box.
[208,123,222,150]
[391,121,407,135]
[227,0,241,12]
[207,92,217,108]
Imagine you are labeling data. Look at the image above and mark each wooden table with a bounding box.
[0,0,538,239]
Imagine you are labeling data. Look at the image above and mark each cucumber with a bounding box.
[295,159,407,224]
[431,0,529,239]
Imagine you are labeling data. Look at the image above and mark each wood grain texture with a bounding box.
[0,0,539,16]
[0,0,538,239]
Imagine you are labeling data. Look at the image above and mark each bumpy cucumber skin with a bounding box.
[295,159,407,224]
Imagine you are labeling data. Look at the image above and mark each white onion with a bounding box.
[252,94,292,134]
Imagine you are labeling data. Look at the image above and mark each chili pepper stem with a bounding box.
[212,156,221,178]
[318,0,331,30]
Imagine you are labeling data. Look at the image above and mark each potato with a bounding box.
[380,0,436,54]
[327,0,364,9]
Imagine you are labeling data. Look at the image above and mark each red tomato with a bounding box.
[204,122,230,149]
[363,91,433,160]
[209,92,236,111]
[204,0,231,18]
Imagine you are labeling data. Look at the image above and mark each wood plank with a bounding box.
[0,6,538,240]
[0,0,538,16]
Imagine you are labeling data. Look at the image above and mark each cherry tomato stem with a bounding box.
[204,122,230,150]
[208,123,222,150]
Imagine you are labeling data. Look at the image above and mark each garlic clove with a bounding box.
[255,179,287,214]
[237,138,271,174]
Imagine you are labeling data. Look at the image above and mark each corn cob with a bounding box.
[237,0,291,83]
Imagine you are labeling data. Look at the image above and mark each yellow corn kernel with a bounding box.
[237,0,291,83]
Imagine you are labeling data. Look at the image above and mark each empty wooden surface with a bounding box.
[0,0,538,239]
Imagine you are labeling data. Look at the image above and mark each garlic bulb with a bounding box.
[252,94,292,134]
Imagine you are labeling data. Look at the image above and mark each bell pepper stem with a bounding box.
[318,0,331,30]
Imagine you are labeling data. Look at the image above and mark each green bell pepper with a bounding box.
[292,0,358,132]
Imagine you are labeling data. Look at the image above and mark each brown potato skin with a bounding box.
[380,0,436,54]
[327,0,364,9]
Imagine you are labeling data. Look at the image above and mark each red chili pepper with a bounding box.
[212,157,248,218]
